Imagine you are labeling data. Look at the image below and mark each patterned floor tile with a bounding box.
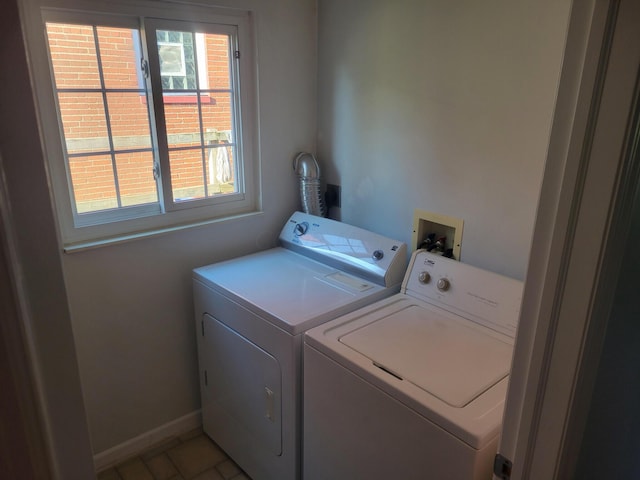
[117,458,154,480]
[145,453,180,480]
[167,435,227,479]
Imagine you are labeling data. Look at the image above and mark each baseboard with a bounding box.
[93,410,202,472]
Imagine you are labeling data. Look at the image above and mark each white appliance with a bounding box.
[303,249,523,480]
[193,212,407,480]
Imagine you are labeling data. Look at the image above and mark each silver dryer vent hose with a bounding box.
[293,152,326,217]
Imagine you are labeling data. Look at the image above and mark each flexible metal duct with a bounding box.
[293,152,326,217]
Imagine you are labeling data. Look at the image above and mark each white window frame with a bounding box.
[23,0,258,249]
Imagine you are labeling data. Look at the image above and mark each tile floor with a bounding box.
[97,428,251,480]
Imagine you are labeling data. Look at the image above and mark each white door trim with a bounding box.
[497,0,640,478]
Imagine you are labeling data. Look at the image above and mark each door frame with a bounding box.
[0,0,96,478]
[497,0,640,477]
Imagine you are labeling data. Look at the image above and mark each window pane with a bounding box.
[69,154,118,213]
[201,93,233,140]
[205,145,235,194]
[164,101,202,147]
[46,21,160,216]
[169,148,206,201]
[154,27,237,204]
[96,27,142,90]
[107,92,152,150]
[157,30,196,91]
[57,92,109,154]
[115,152,158,206]
[46,23,100,89]
[205,33,230,89]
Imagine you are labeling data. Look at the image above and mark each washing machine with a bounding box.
[192,212,407,480]
[303,249,523,480]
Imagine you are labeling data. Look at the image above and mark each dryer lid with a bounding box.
[339,305,513,408]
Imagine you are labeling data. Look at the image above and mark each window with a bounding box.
[36,6,256,247]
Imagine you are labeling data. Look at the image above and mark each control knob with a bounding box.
[294,222,309,236]
[372,249,384,261]
[437,278,451,292]
[418,271,431,284]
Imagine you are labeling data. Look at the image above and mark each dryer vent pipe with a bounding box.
[293,152,326,217]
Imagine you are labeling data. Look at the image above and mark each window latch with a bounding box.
[140,58,149,79]
[153,161,160,180]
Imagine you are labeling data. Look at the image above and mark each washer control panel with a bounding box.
[403,250,523,337]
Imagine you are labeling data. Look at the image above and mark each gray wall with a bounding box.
[56,0,317,453]
[317,0,572,279]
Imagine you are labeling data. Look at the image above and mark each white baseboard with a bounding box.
[93,410,202,472]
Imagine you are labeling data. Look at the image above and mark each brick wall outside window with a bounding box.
[46,24,233,206]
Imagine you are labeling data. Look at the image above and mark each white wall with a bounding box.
[44,0,318,453]
[317,0,572,279]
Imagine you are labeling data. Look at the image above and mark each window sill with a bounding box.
[62,210,262,253]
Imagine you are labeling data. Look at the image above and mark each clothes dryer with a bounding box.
[303,250,523,480]
[193,212,406,480]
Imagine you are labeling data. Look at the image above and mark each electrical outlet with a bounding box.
[326,184,341,208]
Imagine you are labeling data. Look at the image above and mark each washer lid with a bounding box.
[339,305,513,407]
